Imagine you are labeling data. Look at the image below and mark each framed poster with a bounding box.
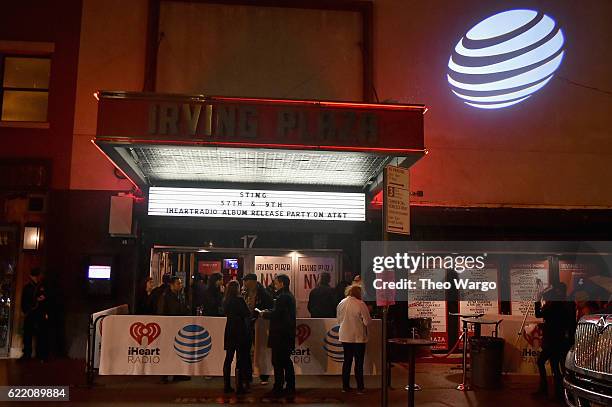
[510,260,549,316]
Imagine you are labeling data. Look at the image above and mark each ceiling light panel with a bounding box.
[124,146,390,187]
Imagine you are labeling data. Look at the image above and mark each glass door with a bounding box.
[0,225,18,356]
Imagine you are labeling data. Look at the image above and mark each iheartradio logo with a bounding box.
[448,9,565,109]
[130,322,161,346]
[296,324,311,346]
[522,323,543,348]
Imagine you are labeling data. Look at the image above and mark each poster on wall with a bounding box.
[408,300,448,350]
[560,259,610,317]
[296,257,337,317]
[197,261,221,276]
[510,260,549,316]
[296,257,337,301]
[253,256,292,288]
[407,266,448,349]
[458,263,500,342]
[150,251,162,287]
[559,260,590,294]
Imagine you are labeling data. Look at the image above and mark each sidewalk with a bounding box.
[0,358,565,406]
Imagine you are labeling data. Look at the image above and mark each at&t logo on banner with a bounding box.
[128,322,161,364]
[448,9,565,109]
[323,325,343,363]
[174,324,212,363]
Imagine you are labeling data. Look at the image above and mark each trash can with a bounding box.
[470,337,505,388]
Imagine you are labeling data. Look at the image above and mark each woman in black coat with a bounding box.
[223,280,252,394]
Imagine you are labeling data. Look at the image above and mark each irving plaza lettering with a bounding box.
[147,102,378,144]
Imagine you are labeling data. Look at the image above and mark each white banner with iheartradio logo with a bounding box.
[99,316,226,376]
[255,318,382,375]
[99,315,382,376]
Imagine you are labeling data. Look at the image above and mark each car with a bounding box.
[563,314,612,407]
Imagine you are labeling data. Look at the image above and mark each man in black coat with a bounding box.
[20,268,49,361]
[157,277,188,316]
[307,272,337,318]
[157,276,189,383]
[258,274,296,396]
[534,282,569,400]
[148,273,171,314]
[203,273,224,316]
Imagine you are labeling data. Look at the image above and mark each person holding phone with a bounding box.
[256,274,296,397]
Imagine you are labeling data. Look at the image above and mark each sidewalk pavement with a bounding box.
[0,358,565,406]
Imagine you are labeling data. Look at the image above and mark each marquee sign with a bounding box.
[148,187,366,221]
[95,92,425,152]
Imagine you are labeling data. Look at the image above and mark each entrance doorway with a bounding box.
[150,246,342,317]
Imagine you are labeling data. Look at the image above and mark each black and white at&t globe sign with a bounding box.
[447,9,565,109]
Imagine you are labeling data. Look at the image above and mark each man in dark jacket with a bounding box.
[534,282,568,400]
[157,276,189,383]
[148,273,171,314]
[20,268,49,361]
[259,274,296,396]
[203,273,224,316]
[157,277,188,316]
[307,273,337,318]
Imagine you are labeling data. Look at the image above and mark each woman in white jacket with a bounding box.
[336,284,372,393]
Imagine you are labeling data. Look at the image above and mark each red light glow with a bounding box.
[90,140,141,191]
[370,190,383,208]
[184,96,426,112]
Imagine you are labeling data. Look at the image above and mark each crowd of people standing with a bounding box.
[135,271,372,397]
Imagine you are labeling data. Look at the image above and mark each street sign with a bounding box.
[384,166,410,235]
[386,165,410,189]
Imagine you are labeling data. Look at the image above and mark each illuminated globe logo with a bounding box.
[173,324,212,363]
[447,9,565,109]
[323,325,344,362]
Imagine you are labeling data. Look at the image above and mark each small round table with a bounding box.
[388,338,436,407]
[461,318,502,338]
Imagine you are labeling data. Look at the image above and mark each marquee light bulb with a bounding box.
[447,9,565,109]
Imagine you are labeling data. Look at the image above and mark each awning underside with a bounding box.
[97,142,424,190]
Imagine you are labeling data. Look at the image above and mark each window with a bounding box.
[0,55,50,122]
